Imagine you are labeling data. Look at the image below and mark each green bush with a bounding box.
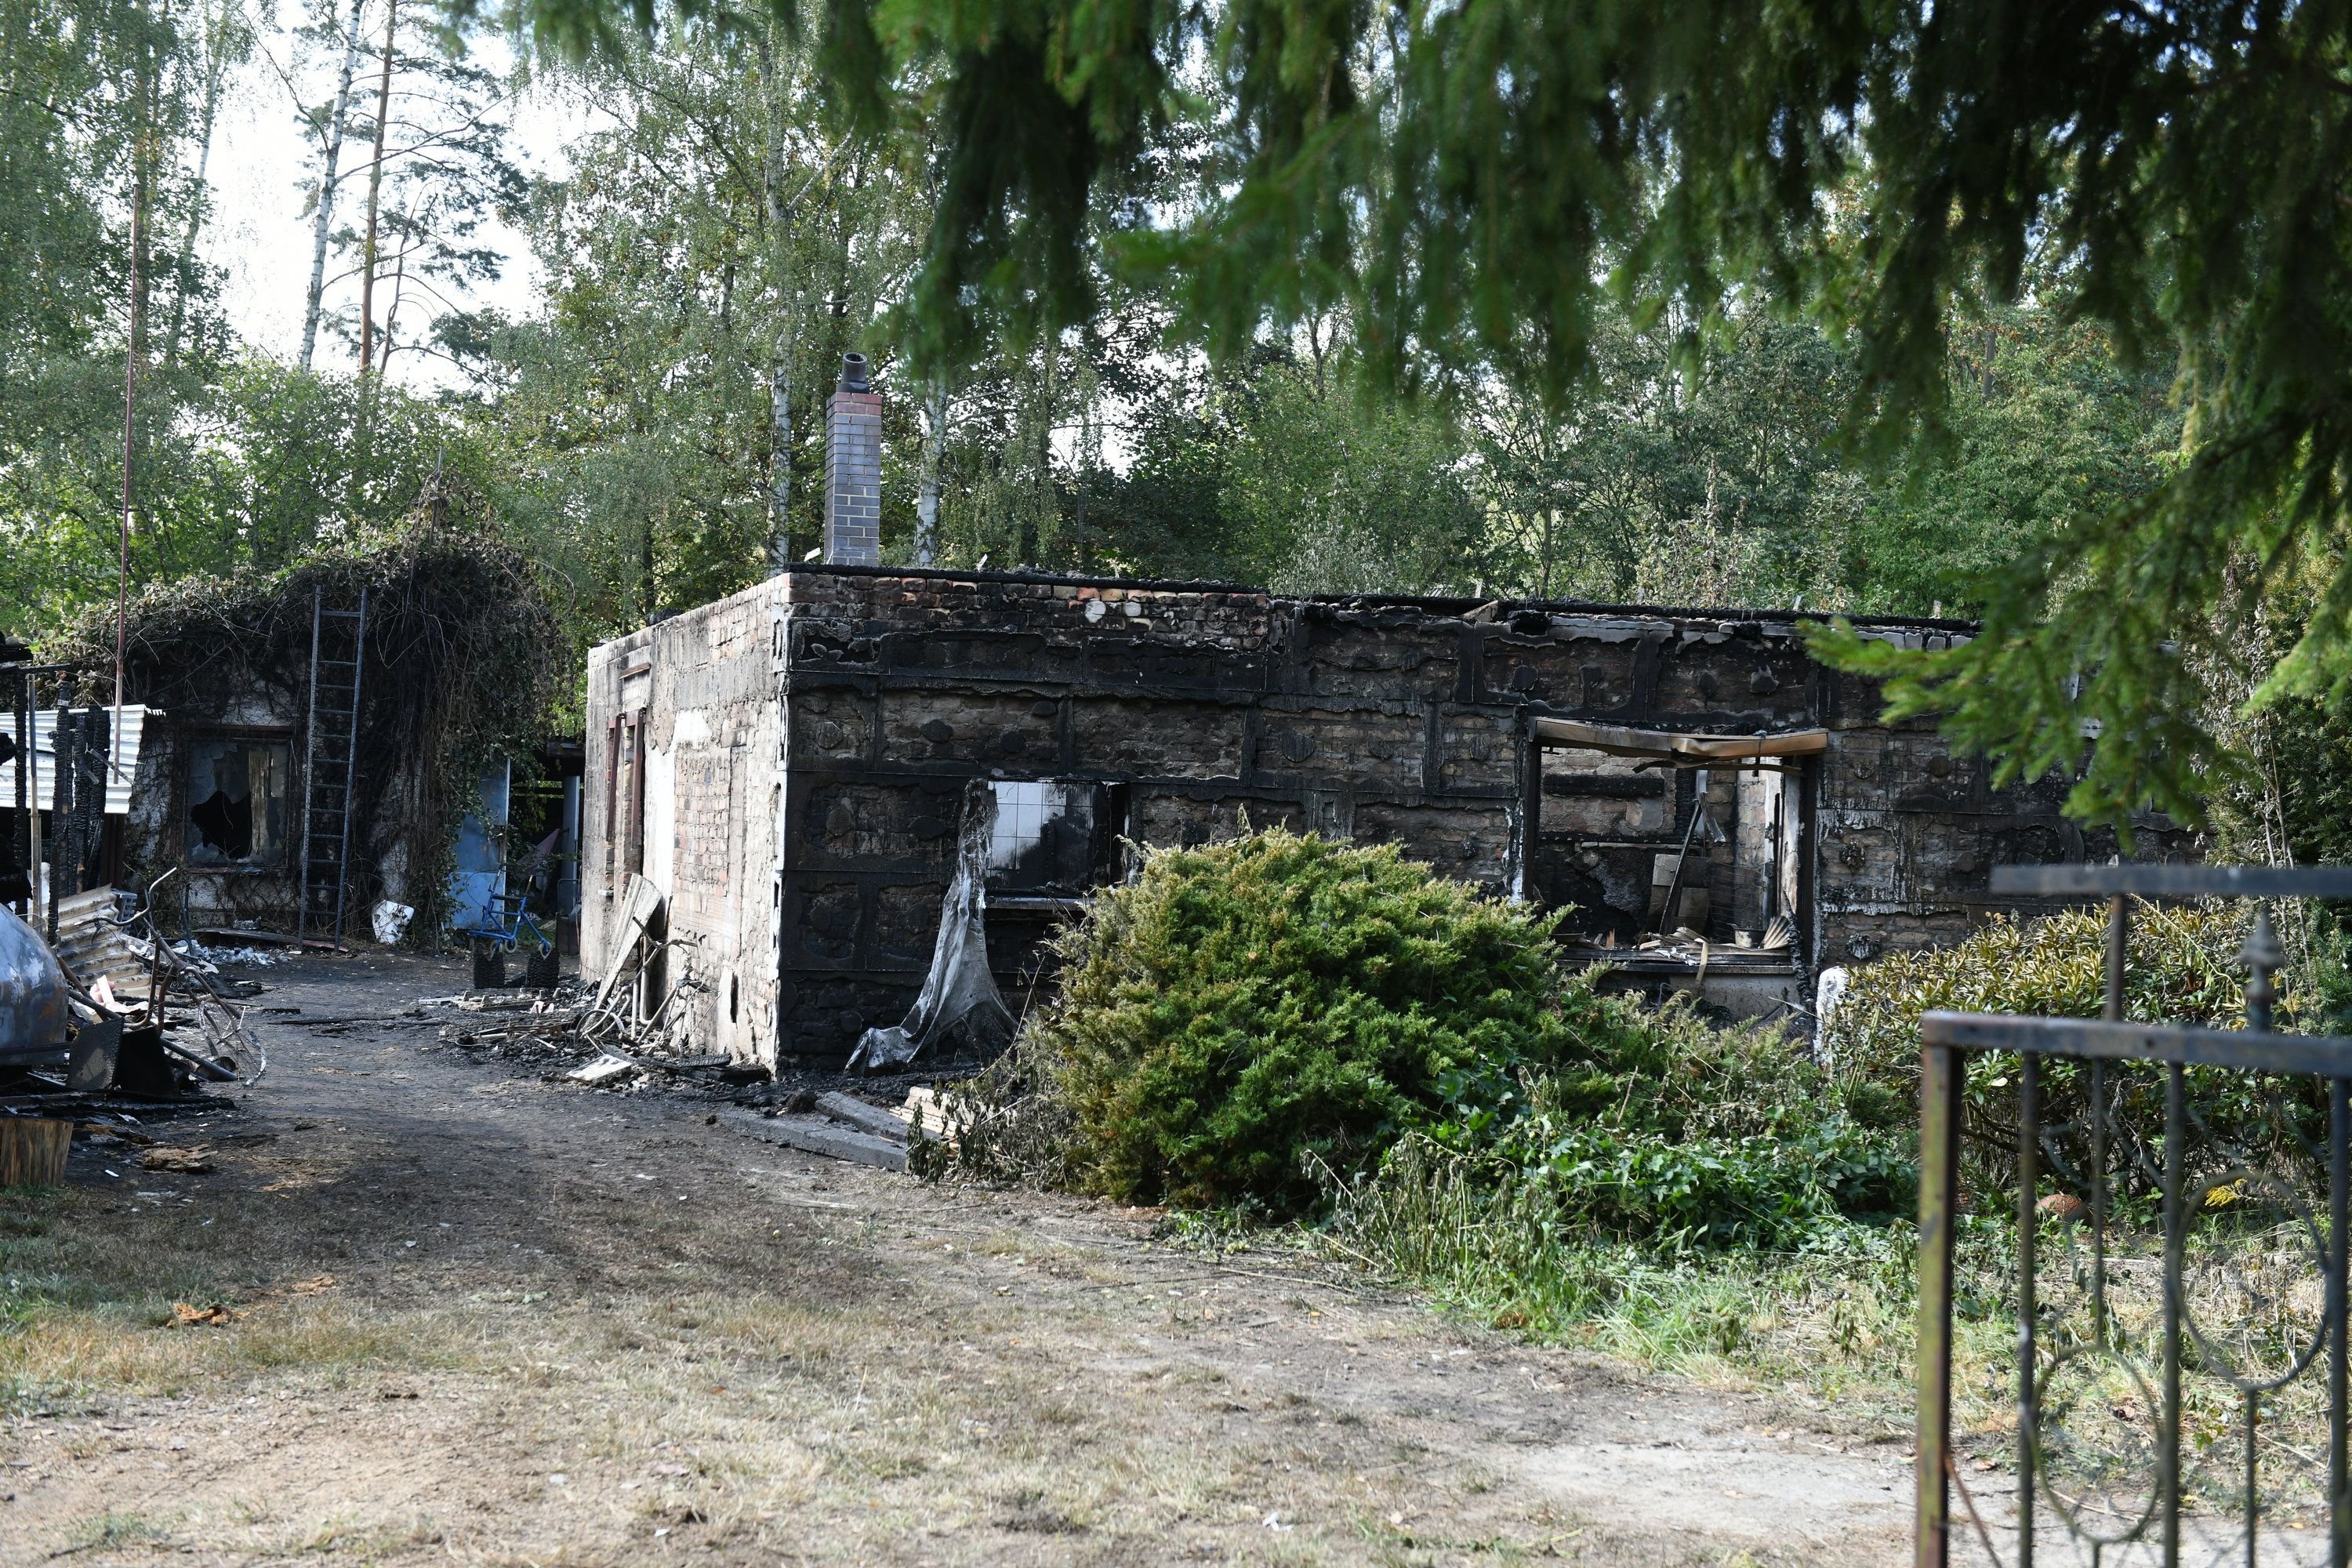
[924,826,1912,1243]
[1014,828,1585,1212]
[1820,901,2252,1090]
[1817,902,2337,1203]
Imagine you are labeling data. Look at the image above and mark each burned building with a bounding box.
[5,525,571,945]
[581,563,2196,1070]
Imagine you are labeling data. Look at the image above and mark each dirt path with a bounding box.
[1,952,1918,1566]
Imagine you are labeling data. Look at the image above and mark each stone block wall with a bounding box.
[584,565,2201,1069]
[583,575,791,1062]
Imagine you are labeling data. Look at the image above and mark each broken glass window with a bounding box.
[187,738,292,867]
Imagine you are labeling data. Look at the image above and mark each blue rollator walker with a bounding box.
[465,892,561,991]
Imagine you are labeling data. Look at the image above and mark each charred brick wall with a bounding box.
[583,576,790,1062]
[584,565,2199,1069]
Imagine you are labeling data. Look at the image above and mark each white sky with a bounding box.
[203,16,592,389]
[200,22,1132,466]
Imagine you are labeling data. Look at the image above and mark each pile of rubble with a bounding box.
[413,874,950,1174]
[2,885,262,1114]
[415,980,946,1174]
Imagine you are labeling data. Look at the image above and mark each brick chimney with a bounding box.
[823,354,882,565]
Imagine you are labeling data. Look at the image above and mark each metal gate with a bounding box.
[1918,863,2352,1567]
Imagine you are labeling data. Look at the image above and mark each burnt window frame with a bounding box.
[183,728,296,873]
[982,778,1128,898]
[1522,719,1820,967]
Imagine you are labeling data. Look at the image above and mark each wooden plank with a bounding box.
[1529,717,1829,760]
[815,1091,910,1144]
[0,1117,71,1186]
[717,1109,907,1171]
[590,875,666,1016]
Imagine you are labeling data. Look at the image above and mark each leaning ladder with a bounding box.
[297,586,368,947]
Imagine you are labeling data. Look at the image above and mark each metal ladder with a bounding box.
[297,586,367,946]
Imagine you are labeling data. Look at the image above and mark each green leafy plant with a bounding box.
[1820,902,2253,1091]
[925,826,1911,1240]
[1341,982,1913,1257]
[1007,827,1582,1212]
[1817,902,2340,1204]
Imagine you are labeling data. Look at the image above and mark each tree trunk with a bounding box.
[355,0,397,381]
[162,0,230,367]
[641,514,656,621]
[915,382,946,566]
[758,27,795,574]
[299,0,367,374]
[118,0,157,723]
[768,327,792,570]
[128,0,159,352]
[1023,339,1053,567]
[376,234,406,376]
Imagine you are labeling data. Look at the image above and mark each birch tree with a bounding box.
[294,0,365,371]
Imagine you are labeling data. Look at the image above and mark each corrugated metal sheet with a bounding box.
[0,706,154,816]
[49,885,151,1003]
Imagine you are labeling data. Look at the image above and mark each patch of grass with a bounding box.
[1,1297,473,1401]
[57,1508,174,1554]
[0,1185,495,1405]
[1324,1138,1931,1399]
[293,1514,446,1559]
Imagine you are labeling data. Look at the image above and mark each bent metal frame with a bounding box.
[1916,863,2352,1568]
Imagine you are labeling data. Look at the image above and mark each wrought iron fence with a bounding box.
[1917,864,2352,1568]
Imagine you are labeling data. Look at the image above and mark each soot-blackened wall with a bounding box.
[583,565,2198,1068]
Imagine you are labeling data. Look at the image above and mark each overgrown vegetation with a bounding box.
[927,833,2339,1485]
[1327,888,2344,1514]
[46,481,561,933]
[1813,902,2351,1212]
[1821,902,2254,1084]
[925,829,1912,1233]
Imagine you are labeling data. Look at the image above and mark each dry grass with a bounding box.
[3,1163,1632,1566]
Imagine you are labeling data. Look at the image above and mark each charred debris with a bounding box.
[23,502,559,944]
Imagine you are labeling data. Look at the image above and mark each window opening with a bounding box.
[1526,719,1818,964]
[1733,760,1802,939]
[612,719,630,888]
[622,716,645,878]
[187,738,292,867]
[988,780,1062,873]
[984,780,1123,895]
